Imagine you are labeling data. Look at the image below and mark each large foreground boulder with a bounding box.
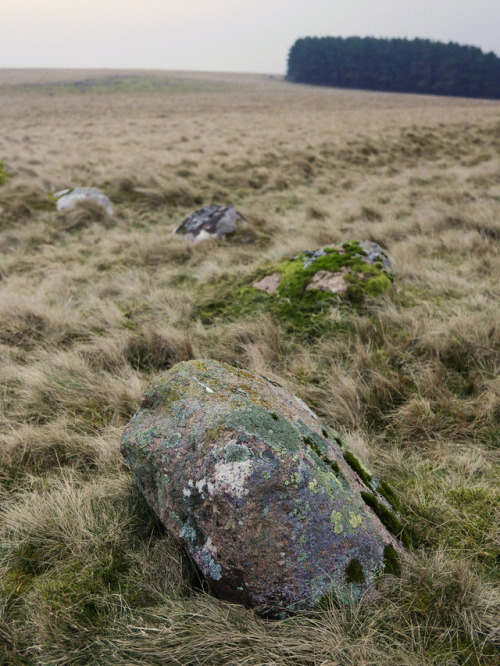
[121,360,406,616]
[174,204,245,242]
[54,187,114,216]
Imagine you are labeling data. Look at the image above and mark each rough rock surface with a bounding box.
[121,360,405,616]
[253,240,392,299]
[54,187,114,216]
[174,204,245,242]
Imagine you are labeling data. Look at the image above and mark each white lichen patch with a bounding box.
[204,536,218,557]
[212,459,253,497]
[196,477,215,495]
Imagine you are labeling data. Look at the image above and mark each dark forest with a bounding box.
[287,36,500,99]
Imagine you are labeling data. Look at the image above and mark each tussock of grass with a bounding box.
[0,70,499,664]
[59,199,114,231]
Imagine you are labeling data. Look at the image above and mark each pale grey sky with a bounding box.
[1,0,499,73]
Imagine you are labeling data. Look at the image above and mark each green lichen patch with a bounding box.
[225,407,302,455]
[225,443,251,462]
[345,558,366,584]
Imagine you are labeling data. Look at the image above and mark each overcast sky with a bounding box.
[1,0,499,74]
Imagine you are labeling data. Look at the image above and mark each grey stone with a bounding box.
[357,240,392,272]
[121,360,405,617]
[174,204,245,242]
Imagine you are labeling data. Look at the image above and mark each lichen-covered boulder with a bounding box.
[121,360,407,616]
[54,187,114,216]
[253,241,392,300]
[174,204,245,242]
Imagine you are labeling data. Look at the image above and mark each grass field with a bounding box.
[0,70,499,665]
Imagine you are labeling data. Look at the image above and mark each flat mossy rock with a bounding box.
[253,241,392,301]
[196,241,393,334]
[121,360,406,617]
[54,187,114,216]
[174,204,245,242]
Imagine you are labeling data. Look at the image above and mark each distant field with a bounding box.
[0,70,499,665]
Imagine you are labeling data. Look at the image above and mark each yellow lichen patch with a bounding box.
[330,510,344,534]
[349,512,364,529]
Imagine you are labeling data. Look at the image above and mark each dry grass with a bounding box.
[0,70,499,665]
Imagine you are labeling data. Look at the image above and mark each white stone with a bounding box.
[54,187,114,216]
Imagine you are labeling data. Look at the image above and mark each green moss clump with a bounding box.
[345,558,366,584]
[377,480,401,511]
[316,591,339,610]
[383,544,401,576]
[0,161,12,185]
[343,451,373,489]
[361,492,412,548]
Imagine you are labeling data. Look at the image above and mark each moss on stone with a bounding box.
[274,241,392,305]
[194,241,393,337]
[343,451,373,489]
[302,435,344,479]
[383,544,401,576]
[361,491,412,548]
[345,558,366,584]
[377,480,401,511]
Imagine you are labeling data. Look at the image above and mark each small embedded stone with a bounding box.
[305,267,350,294]
[253,273,282,293]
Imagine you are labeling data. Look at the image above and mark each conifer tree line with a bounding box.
[287,36,500,99]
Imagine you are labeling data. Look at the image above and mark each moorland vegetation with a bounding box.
[0,70,499,664]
